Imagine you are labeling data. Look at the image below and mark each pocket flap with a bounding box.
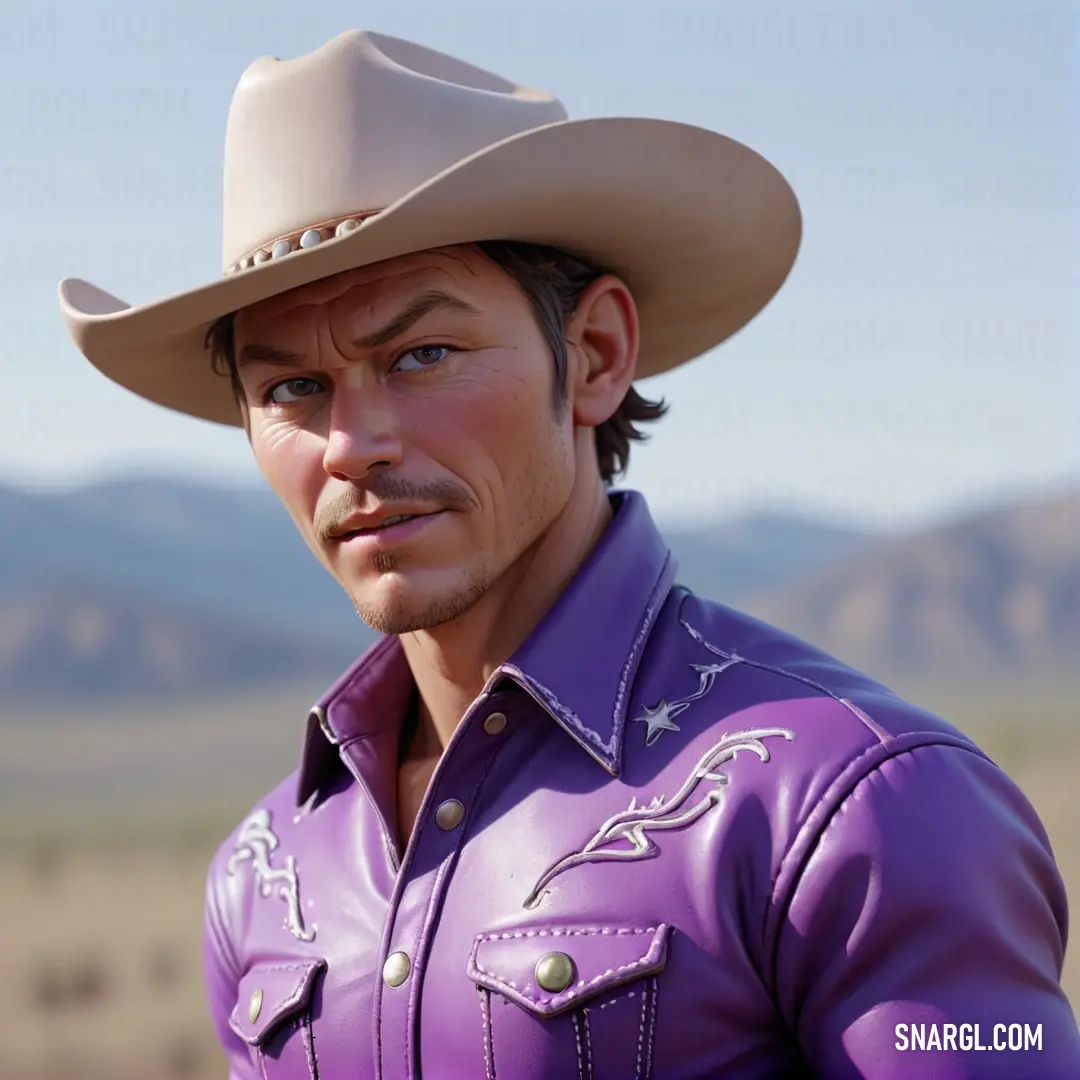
[467,922,670,1018]
[228,958,326,1046]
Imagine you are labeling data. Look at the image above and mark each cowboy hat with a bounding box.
[58,29,801,427]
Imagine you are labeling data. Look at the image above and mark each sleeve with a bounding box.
[203,855,261,1080]
[773,741,1080,1079]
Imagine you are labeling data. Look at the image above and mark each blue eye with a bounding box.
[393,345,452,372]
[266,378,324,404]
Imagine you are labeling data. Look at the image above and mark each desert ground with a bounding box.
[1,681,1077,1080]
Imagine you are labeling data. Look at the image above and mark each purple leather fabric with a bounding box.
[203,490,1080,1078]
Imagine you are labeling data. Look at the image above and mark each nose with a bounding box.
[321,384,404,482]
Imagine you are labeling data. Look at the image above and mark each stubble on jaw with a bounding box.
[312,476,493,634]
[351,555,495,636]
[351,463,559,637]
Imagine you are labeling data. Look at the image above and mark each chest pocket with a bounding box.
[467,923,671,1080]
[228,958,326,1079]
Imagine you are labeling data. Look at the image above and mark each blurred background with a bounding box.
[0,1,1076,1077]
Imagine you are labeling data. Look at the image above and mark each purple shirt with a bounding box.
[203,491,1080,1078]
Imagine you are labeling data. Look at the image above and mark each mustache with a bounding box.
[313,474,471,541]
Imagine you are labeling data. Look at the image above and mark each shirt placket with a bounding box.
[374,688,520,1080]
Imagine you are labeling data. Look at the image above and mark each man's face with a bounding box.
[233,246,585,636]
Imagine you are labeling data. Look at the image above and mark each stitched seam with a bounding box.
[480,988,495,1080]
[230,968,307,1020]
[573,1013,587,1080]
[302,1013,318,1080]
[335,740,398,872]
[612,552,674,757]
[678,599,982,762]
[471,928,659,1004]
[477,926,657,941]
[594,987,638,1011]
[268,973,314,1023]
[374,942,386,1080]
[373,710,512,1080]
[512,668,614,757]
[405,706,513,886]
[677,604,881,729]
[473,952,658,1004]
[635,978,648,1078]
[403,727,512,1075]
[405,857,452,1078]
[644,976,658,1080]
[582,1008,594,1080]
[258,1048,270,1080]
[231,963,322,1038]
[765,739,994,1005]
[614,599,660,744]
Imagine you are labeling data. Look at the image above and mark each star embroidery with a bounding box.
[633,699,681,746]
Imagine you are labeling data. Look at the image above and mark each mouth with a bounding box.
[335,511,441,540]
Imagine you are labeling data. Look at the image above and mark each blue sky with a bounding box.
[0,0,1074,528]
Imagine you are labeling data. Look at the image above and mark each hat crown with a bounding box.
[221,30,567,269]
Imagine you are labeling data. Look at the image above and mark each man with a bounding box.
[59,29,1078,1080]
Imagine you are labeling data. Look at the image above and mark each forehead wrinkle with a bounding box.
[235,248,508,371]
[249,248,489,320]
[332,266,468,317]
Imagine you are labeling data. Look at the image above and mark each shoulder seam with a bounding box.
[675,596,890,744]
[763,735,992,994]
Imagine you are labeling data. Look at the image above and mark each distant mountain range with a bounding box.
[0,477,1075,704]
[744,487,1080,685]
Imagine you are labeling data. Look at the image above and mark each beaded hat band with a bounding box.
[227,210,381,275]
[58,29,801,429]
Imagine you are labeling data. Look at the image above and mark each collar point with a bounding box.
[589,742,623,778]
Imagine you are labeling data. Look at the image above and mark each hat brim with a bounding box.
[58,117,801,427]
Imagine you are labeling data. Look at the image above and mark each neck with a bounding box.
[398,471,614,757]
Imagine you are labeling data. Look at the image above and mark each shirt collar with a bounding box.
[296,489,677,804]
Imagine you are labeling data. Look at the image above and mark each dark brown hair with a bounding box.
[206,240,668,483]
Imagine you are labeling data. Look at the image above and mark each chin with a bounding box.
[348,567,491,636]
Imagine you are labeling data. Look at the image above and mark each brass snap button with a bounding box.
[382,951,411,988]
[483,712,507,735]
[435,799,465,830]
[535,951,574,993]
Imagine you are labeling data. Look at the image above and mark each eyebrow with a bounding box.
[235,289,483,370]
[354,290,483,349]
[235,342,306,369]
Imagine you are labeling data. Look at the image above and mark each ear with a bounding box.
[563,274,639,428]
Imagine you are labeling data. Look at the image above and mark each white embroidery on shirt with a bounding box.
[678,611,876,726]
[631,655,743,746]
[523,726,794,908]
[499,576,666,767]
[227,808,316,942]
[612,597,661,749]
[632,698,681,744]
[509,666,616,758]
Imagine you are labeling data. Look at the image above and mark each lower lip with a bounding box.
[336,511,447,550]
